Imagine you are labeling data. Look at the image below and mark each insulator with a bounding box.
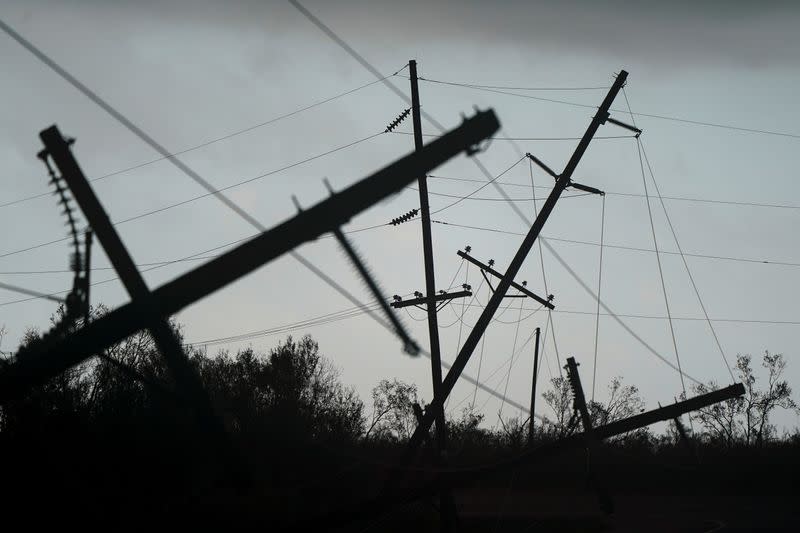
[384,108,411,133]
[389,208,419,226]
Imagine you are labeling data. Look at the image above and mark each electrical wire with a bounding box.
[0,130,384,261]
[406,185,590,202]
[429,219,800,268]
[429,156,526,215]
[426,174,800,211]
[403,75,609,92]
[634,122,736,382]
[0,280,64,303]
[0,72,402,212]
[636,121,688,397]
[498,296,525,420]
[0,222,390,306]
[591,195,605,402]
[390,131,635,142]
[418,75,800,139]
[528,157,563,378]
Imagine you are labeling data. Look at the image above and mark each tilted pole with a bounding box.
[410,58,457,533]
[410,59,448,448]
[39,126,239,483]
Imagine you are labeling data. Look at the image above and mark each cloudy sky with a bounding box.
[1,0,799,430]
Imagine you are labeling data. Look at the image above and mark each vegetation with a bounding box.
[1,308,798,528]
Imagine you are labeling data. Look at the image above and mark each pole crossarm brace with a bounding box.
[606,116,642,137]
[457,250,554,309]
[526,153,605,197]
[391,290,472,309]
[0,110,500,403]
[401,70,631,457]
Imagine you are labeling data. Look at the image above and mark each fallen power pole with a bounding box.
[0,109,500,403]
[305,382,745,531]
[39,126,226,456]
[565,357,614,514]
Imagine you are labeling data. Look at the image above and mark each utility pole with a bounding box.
[565,356,613,514]
[528,326,541,445]
[404,70,631,454]
[410,59,447,444]
[409,58,457,533]
[39,125,245,488]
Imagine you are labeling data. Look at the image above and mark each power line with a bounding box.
[412,76,609,92]
[429,156,526,215]
[0,73,401,212]
[0,281,64,303]
[636,122,688,397]
[426,174,800,211]
[418,75,800,140]
[591,195,605,402]
[0,131,384,261]
[638,135,736,383]
[430,219,800,268]
[0,222,390,304]
[390,131,635,142]
[406,185,590,202]
[186,297,800,346]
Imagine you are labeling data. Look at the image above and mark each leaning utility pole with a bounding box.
[409,59,448,448]
[409,58,457,533]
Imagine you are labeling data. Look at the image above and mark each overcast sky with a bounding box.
[1,0,799,431]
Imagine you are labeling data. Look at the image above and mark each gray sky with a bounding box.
[1,0,799,431]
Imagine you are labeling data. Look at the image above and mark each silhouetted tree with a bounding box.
[365,378,420,441]
[540,375,647,441]
[541,376,576,438]
[692,351,798,446]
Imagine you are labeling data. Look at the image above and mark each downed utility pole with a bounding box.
[1,109,500,403]
[39,125,223,435]
[565,356,614,514]
[403,70,631,455]
[303,382,745,531]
